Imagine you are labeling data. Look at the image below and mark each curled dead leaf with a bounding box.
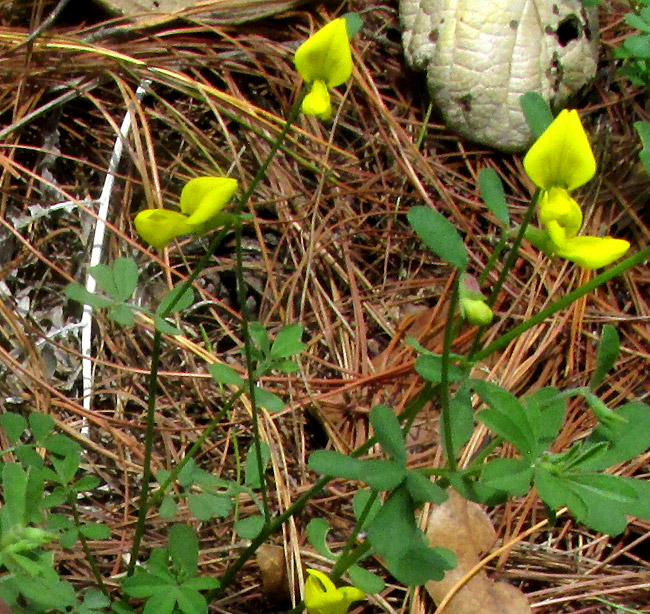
[425,490,531,614]
[256,543,290,605]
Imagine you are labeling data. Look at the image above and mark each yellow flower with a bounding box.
[304,569,365,614]
[134,177,238,249]
[522,110,629,269]
[294,18,352,120]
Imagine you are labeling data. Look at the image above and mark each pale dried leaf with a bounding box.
[95,0,312,24]
[425,490,531,614]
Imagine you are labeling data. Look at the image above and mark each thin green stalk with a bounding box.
[440,275,460,471]
[332,542,372,582]
[487,190,541,307]
[234,221,271,522]
[468,190,540,360]
[67,492,109,595]
[472,243,650,363]
[147,389,245,510]
[479,232,508,285]
[127,330,162,575]
[210,475,329,599]
[330,491,378,580]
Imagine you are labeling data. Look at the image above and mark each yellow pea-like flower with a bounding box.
[522,110,629,269]
[304,569,365,614]
[294,17,353,120]
[134,176,238,249]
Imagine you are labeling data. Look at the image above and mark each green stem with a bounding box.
[234,221,271,522]
[211,476,329,599]
[479,232,508,285]
[440,275,460,471]
[472,243,650,364]
[67,492,109,595]
[330,491,378,580]
[148,389,244,510]
[468,190,540,360]
[127,330,162,575]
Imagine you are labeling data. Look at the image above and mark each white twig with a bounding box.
[80,81,150,417]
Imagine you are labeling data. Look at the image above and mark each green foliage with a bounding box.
[155,440,272,529]
[157,285,195,316]
[65,258,193,335]
[233,515,265,539]
[121,528,219,614]
[0,412,110,613]
[520,92,553,138]
[459,380,650,535]
[308,405,450,586]
[343,12,363,37]
[407,206,468,270]
[209,322,306,411]
[590,324,620,389]
[445,384,474,460]
[615,2,650,88]
[414,354,465,384]
[365,485,455,585]
[247,322,306,377]
[207,362,244,386]
[77,590,111,614]
[243,441,271,489]
[155,460,233,522]
[478,168,509,226]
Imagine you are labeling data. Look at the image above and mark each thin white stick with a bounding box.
[80,82,149,416]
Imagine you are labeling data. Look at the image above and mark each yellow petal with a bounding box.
[134,209,191,248]
[538,187,583,239]
[523,109,596,191]
[554,236,630,269]
[302,81,332,119]
[180,177,238,226]
[339,587,365,609]
[545,219,570,250]
[304,570,343,614]
[294,18,352,87]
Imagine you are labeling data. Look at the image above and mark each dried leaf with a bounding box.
[95,0,312,25]
[425,490,531,614]
[256,544,289,605]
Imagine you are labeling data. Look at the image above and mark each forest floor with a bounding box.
[1,0,649,612]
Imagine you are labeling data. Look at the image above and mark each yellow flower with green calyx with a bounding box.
[304,568,365,614]
[294,17,353,120]
[522,109,630,269]
[134,176,238,249]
